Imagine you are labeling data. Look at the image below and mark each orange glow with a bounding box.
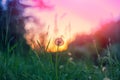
[23,6,92,52]
[22,0,120,52]
[23,8,76,52]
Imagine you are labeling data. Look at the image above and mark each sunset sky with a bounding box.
[19,0,120,34]
[1,0,120,33]
[2,0,119,52]
[18,0,120,52]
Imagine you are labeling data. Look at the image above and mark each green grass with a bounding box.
[0,27,120,80]
[0,26,120,80]
[0,41,120,80]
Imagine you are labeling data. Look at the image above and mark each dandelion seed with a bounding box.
[103,77,110,80]
[68,52,72,56]
[59,65,64,69]
[102,67,106,72]
[69,57,73,61]
[88,76,92,79]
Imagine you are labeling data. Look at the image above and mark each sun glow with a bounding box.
[20,0,120,52]
[22,0,91,52]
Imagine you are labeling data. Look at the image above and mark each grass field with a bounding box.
[0,37,120,80]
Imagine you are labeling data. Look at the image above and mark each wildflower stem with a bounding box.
[55,46,59,80]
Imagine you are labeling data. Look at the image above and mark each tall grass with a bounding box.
[0,36,120,80]
[0,20,120,80]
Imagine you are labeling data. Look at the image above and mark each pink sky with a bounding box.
[1,0,120,52]
[52,0,120,26]
[21,0,120,33]
[20,0,120,52]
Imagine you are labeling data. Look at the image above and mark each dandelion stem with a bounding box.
[55,46,59,80]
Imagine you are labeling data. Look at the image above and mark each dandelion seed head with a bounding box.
[55,38,64,46]
[68,52,72,56]
[102,67,106,72]
[103,77,110,80]
[69,57,73,61]
[88,76,92,79]
[59,65,64,69]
